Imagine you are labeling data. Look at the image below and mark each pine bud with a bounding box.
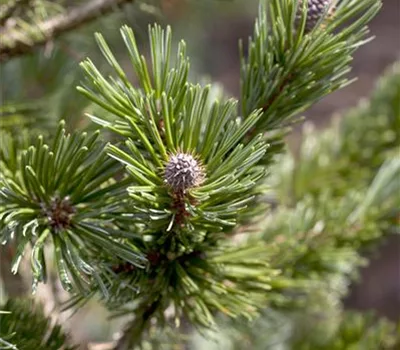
[164,153,204,193]
[41,196,75,233]
[297,0,336,32]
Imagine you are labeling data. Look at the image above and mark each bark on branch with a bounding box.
[0,0,135,62]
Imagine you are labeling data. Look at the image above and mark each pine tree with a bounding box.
[1,0,399,349]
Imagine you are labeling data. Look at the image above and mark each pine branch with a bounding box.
[0,0,135,62]
[129,63,400,349]
[0,121,146,294]
[114,298,161,350]
[0,102,51,133]
[1,1,389,347]
[240,0,382,133]
[0,298,77,350]
[69,1,382,342]
[292,311,400,349]
[269,61,400,203]
[244,64,400,325]
[191,309,400,350]
[260,62,400,286]
[0,0,31,27]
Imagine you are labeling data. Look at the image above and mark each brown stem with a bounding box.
[171,190,190,227]
[114,298,160,350]
[0,0,135,62]
[261,73,293,112]
[245,72,294,141]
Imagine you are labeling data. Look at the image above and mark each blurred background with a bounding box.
[0,0,399,345]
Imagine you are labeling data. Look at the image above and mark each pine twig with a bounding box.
[0,0,31,26]
[0,0,135,62]
[114,299,160,350]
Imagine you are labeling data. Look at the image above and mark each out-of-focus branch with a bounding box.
[114,299,160,350]
[0,0,31,26]
[0,0,135,62]
[88,341,116,350]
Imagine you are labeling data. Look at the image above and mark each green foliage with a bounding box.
[271,62,400,202]
[207,60,400,350]
[293,311,400,350]
[258,62,400,305]
[80,24,270,240]
[0,102,50,133]
[0,0,63,37]
[240,0,381,133]
[0,0,158,132]
[74,24,281,342]
[0,121,146,295]
[0,298,76,350]
[132,61,400,350]
[190,309,400,350]
[0,129,40,178]
[2,0,398,348]
[258,157,399,307]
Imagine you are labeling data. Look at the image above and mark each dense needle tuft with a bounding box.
[297,0,336,32]
[164,153,204,193]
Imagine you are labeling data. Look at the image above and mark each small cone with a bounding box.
[297,0,336,32]
[164,153,204,193]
